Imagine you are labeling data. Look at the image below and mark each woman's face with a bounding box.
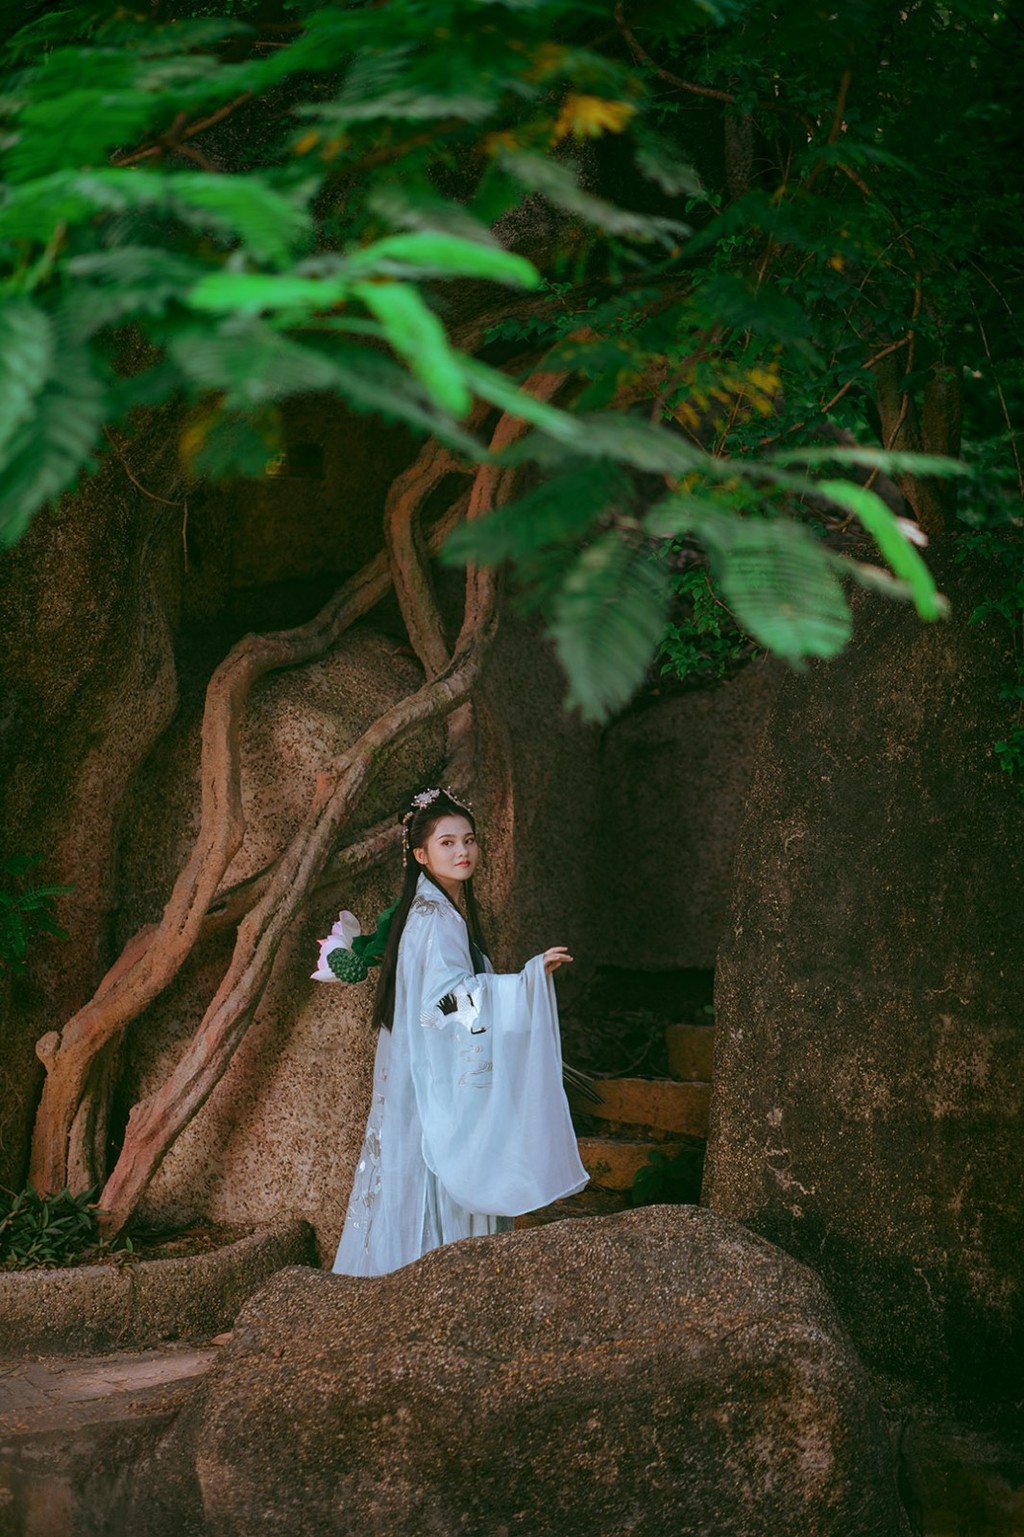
[414,814,479,890]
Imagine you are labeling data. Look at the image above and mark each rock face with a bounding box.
[136,1207,909,1537]
[703,552,1024,1409]
[0,422,184,1192]
[601,659,782,970]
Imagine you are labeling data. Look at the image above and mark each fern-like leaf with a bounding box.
[648,498,853,661]
[0,301,53,463]
[0,350,107,547]
[550,535,672,722]
[352,281,471,417]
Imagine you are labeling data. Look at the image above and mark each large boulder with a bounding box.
[702,551,1024,1410]
[134,1207,909,1537]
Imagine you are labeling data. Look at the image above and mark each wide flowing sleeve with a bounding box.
[402,897,588,1217]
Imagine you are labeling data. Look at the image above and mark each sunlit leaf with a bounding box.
[343,232,540,288]
[456,356,579,441]
[815,478,947,621]
[353,282,471,416]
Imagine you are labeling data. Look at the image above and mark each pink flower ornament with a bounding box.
[311,910,361,982]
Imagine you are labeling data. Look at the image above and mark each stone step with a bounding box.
[514,1189,629,1230]
[665,1022,715,1083]
[576,1137,667,1192]
[568,1076,711,1139]
[0,1341,219,1535]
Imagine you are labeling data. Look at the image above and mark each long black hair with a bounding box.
[371,790,489,1032]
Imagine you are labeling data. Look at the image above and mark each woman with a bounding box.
[331,787,588,1277]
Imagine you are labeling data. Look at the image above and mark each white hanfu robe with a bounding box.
[332,873,588,1277]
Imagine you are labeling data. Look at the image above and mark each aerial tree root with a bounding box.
[30,478,471,1195]
[32,368,568,1235]
[94,637,493,1237]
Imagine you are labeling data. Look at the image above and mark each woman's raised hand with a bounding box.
[542,946,573,975]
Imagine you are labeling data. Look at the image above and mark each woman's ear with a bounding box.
[413,847,427,867]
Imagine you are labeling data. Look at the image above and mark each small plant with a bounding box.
[0,854,73,976]
[656,562,757,688]
[0,1184,102,1269]
[631,1145,704,1208]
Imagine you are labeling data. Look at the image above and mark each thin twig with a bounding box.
[112,93,252,169]
[828,69,852,145]
[102,429,185,509]
[973,301,1024,497]
[614,3,736,102]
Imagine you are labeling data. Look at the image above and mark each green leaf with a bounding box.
[633,126,704,198]
[815,479,947,621]
[652,499,853,662]
[343,232,540,289]
[443,462,630,566]
[456,356,579,442]
[1,170,310,266]
[187,271,344,318]
[555,413,703,475]
[550,535,671,722]
[498,151,688,246]
[308,342,486,458]
[169,321,342,406]
[502,413,704,475]
[0,350,106,548]
[64,248,206,337]
[352,282,471,417]
[771,447,971,478]
[166,174,312,267]
[191,413,282,480]
[0,301,53,464]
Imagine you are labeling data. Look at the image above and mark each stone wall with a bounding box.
[702,550,1024,1410]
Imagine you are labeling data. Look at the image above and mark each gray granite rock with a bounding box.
[135,1207,910,1537]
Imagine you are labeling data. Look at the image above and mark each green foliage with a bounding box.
[352,898,400,969]
[0,855,72,977]
[657,566,754,686]
[631,1145,703,1208]
[2,0,1020,720]
[550,536,672,722]
[0,1184,100,1269]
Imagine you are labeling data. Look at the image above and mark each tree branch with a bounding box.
[111,93,253,169]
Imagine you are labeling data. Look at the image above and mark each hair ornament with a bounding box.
[400,785,475,861]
